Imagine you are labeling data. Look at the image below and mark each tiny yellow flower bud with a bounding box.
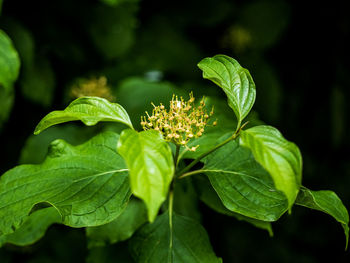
[188,133,194,138]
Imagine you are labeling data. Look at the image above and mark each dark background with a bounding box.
[0,0,349,262]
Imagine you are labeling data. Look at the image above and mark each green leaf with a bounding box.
[117,129,174,222]
[197,54,256,126]
[86,198,147,248]
[20,124,95,164]
[0,86,14,130]
[34,96,133,135]
[0,132,131,236]
[0,207,61,247]
[295,186,349,249]
[130,212,221,263]
[0,29,20,93]
[240,125,302,208]
[20,57,55,107]
[202,139,288,221]
[194,175,273,236]
[0,30,20,128]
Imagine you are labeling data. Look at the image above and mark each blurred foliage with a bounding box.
[0,0,349,262]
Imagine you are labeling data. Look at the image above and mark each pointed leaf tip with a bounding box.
[198,54,256,126]
[117,129,174,222]
[34,96,133,135]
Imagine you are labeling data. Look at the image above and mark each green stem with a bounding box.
[174,144,181,169]
[176,121,249,177]
[168,189,174,260]
[178,169,204,179]
[176,136,234,176]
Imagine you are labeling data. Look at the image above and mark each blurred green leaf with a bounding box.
[34,96,133,135]
[100,0,139,6]
[0,132,131,235]
[296,186,349,249]
[117,129,174,222]
[0,207,61,247]
[20,124,95,164]
[116,77,182,128]
[89,2,138,60]
[130,212,222,262]
[198,55,256,126]
[20,57,55,107]
[202,139,288,221]
[194,174,273,236]
[0,29,20,128]
[0,29,20,92]
[240,125,302,209]
[87,242,134,263]
[0,86,14,130]
[238,0,290,50]
[86,198,147,248]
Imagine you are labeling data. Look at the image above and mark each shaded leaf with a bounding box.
[0,132,131,236]
[20,124,95,164]
[87,242,134,263]
[0,207,61,247]
[202,139,288,221]
[117,129,174,222]
[0,30,20,128]
[130,212,221,263]
[198,54,255,126]
[86,198,147,248]
[240,125,302,208]
[34,96,133,135]
[0,29,20,92]
[296,186,349,249]
[20,57,55,107]
[194,175,273,236]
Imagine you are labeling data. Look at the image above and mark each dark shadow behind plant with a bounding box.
[0,55,348,262]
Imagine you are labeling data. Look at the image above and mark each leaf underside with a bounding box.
[34,96,133,134]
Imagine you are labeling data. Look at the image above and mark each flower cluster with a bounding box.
[70,76,115,101]
[141,93,216,151]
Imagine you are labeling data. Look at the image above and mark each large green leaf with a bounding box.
[34,96,133,134]
[0,132,131,236]
[117,129,174,222]
[296,186,349,249]
[130,212,222,263]
[202,139,288,221]
[197,54,256,126]
[86,198,147,248]
[0,207,61,247]
[240,125,302,208]
[0,29,20,93]
[194,175,273,236]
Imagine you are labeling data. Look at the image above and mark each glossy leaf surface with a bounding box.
[117,129,174,222]
[240,125,302,208]
[34,96,133,135]
[130,212,221,263]
[198,54,256,125]
[194,175,273,236]
[0,132,131,236]
[296,187,349,249]
[202,140,288,221]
